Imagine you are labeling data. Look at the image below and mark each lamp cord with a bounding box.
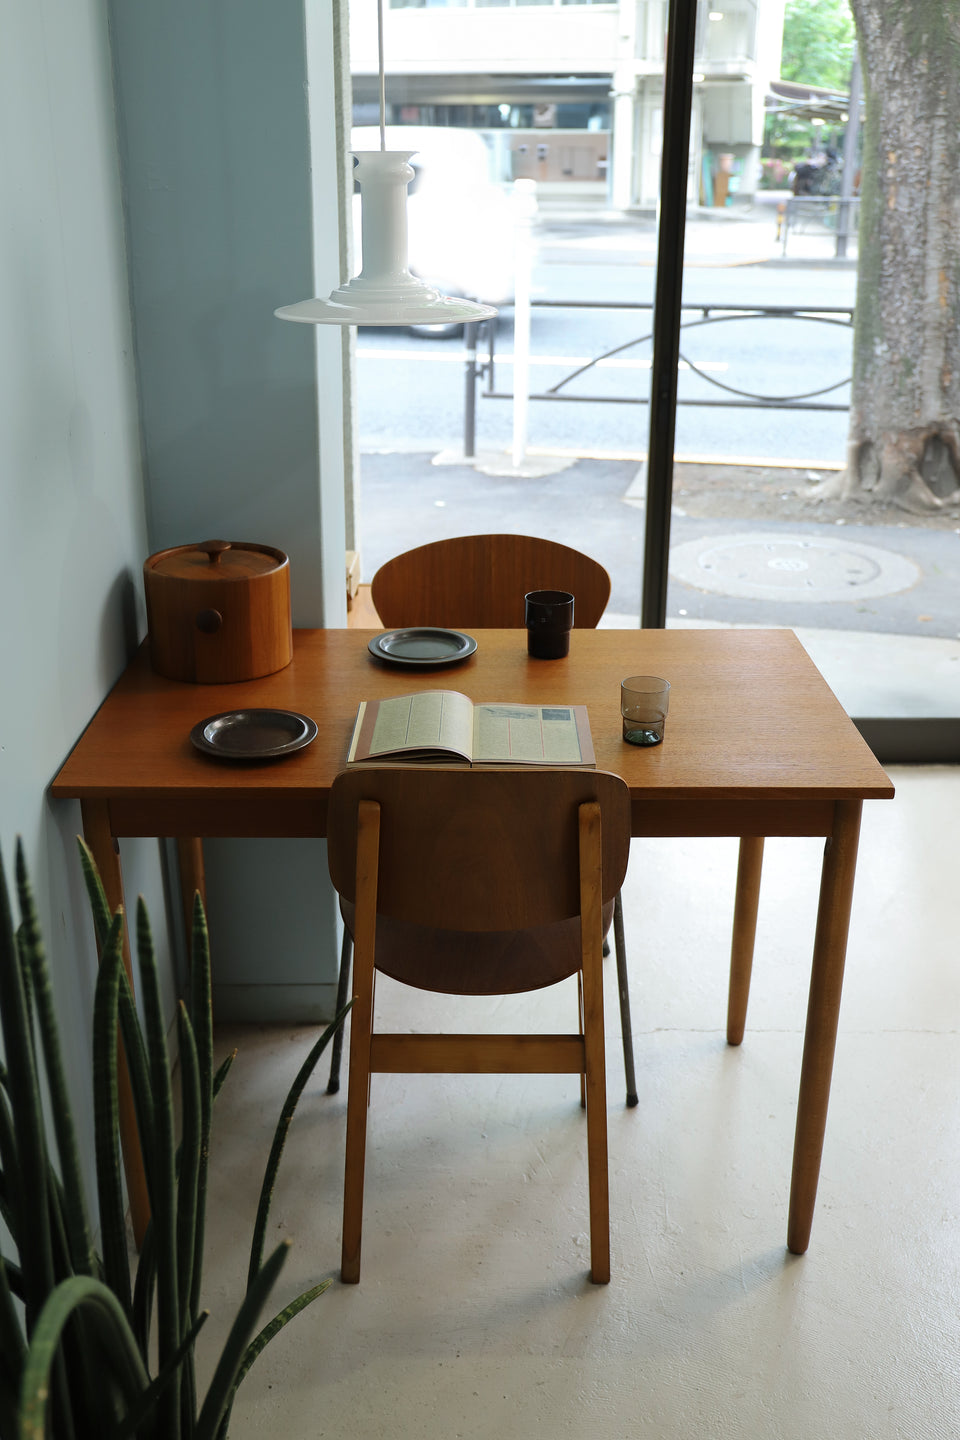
[377,0,386,150]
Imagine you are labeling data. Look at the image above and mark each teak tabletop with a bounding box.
[52,627,894,1258]
[53,626,890,833]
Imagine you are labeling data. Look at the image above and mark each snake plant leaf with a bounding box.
[43,1169,74,1287]
[0,1073,23,1247]
[189,893,213,1098]
[131,1217,157,1360]
[135,897,180,1437]
[112,1308,208,1440]
[41,1183,105,1432]
[93,914,132,1312]
[187,892,213,1327]
[193,1239,290,1440]
[212,1051,236,1099]
[247,1008,351,1289]
[16,1277,151,1440]
[0,1250,25,1399]
[15,842,97,1280]
[13,927,35,1070]
[5,844,339,1440]
[76,838,112,952]
[76,844,158,1208]
[115,964,157,1204]
[214,1277,333,1439]
[175,1003,201,1342]
[0,844,53,1331]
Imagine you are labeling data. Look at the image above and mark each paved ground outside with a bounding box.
[358,452,959,640]
[534,190,857,270]
[357,450,960,722]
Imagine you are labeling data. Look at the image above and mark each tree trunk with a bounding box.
[840,2,960,512]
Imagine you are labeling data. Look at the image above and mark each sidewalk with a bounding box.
[534,191,857,269]
[356,450,960,734]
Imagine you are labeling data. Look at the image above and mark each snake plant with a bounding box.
[0,836,349,1440]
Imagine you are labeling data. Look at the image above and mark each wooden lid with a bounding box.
[145,540,288,582]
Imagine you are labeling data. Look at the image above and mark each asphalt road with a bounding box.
[357,208,857,467]
[355,206,960,642]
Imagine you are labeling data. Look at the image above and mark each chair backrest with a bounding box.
[327,767,630,933]
[370,534,611,630]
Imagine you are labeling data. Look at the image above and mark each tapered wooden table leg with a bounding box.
[80,800,151,1247]
[787,799,862,1255]
[727,836,765,1046]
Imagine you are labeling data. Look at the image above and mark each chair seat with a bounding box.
[340,897,615,995]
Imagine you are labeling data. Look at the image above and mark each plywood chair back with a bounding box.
[370,533,611,630]
[326,765,631,1285]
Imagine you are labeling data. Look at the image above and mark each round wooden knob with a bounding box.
[195,609,223,634]
[198,541,232,564]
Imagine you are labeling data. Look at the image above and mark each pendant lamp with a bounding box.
[275,0,498,328]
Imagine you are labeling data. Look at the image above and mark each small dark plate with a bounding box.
[368,628,477,668]
[190,709,318,760]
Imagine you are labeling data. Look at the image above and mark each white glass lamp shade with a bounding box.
[275,151,498,327]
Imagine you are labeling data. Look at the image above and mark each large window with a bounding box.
[349,0,957,755]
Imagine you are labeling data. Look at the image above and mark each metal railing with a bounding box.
[462,299,855,456]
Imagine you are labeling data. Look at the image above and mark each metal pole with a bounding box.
[641,0,698,629]
[511,179,537,469]
[836,47,861,260]
[463,321,478,459]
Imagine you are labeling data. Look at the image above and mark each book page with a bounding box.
[366,690,474,759]
[472,703,585,764]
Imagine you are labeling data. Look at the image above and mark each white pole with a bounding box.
[511,179,537,469]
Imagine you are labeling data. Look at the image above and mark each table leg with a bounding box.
[787,798,862,1255]
[727,836,765,1046]
[176,838,207,958]
[80,800,151,1247]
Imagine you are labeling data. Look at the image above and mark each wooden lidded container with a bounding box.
[144,540,293,683]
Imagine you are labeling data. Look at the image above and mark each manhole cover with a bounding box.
[669,533,921,603]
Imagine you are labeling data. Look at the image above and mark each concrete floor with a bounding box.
[200,764,960,1439]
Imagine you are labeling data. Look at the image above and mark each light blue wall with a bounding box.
[2,0,350,1239]
[107,0,350,1019]
[0,0,175,1203]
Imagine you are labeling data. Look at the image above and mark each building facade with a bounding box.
[349,0,786,205]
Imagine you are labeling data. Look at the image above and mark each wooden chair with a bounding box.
[327,533,638,1109]
[326,766,632,1285]
[370,533,612,631]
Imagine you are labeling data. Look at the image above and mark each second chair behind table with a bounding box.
[369,532,611,631]
[328,533,638,1108]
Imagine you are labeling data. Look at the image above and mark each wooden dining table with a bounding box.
[52,625,894,1255]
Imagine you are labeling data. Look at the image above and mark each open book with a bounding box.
[347,691,595,768]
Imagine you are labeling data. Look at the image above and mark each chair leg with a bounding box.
[341,937,373,1282]
[341,801,380,1284]
[579,802,610,1284]
[327,928,354,1094]
[612,892,638,1108]
[582,968,610,1282]
[577,971,586,1109]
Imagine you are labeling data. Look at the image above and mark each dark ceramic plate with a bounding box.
[190,709,318,760]
[368,628,477,667]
